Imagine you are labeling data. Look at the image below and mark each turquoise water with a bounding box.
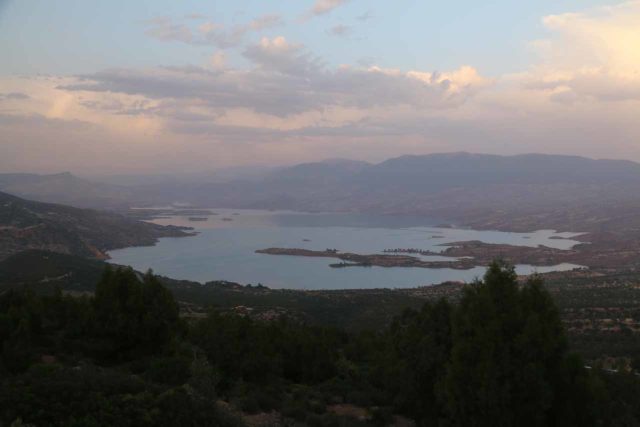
[108,210,584,290]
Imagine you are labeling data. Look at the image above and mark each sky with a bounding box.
[0,0,639,174]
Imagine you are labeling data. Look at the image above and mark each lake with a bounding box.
[108,209,584,290]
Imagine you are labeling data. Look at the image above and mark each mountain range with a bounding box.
[4,153,640,232]
[0,172,134,208]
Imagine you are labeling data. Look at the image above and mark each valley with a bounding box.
[2,154,640,427]
[6,1,640,422]
[108,209,583,289]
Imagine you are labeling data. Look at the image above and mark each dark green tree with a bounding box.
[93,267,179,360]
[0,289,42,372]
[374,299,452,424]
[444,261,594,427]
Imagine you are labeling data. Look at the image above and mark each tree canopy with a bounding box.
[1,261,638,426]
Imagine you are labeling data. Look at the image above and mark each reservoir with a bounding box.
[108,209,583,290]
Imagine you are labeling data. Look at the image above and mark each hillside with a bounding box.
[6,260,637,426]
[0,172,135,208]
[0,250,106,292]
[2,250,639,369]
[0,250,423,330]
[0,191,191,260]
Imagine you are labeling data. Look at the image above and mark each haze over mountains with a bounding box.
[3,152,640,230]
[0,172,135,209]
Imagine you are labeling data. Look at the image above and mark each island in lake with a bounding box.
[256,241,592,270]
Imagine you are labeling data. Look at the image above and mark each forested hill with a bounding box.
[1,261,638,426]
[0,191,191,261]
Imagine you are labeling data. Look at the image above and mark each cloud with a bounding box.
[356,10,373,21]
[312,0,350,16]
[197,21,245,49]
[144,13,284,49]
[0,113,92,130]
[60,35,489,121]
[185,13,207,20]
[328,24,352,37]
[144,17,193,43]
[302,0,350,20]
[356,57,376,67]
[209,51,227,70]
[4,2,640,173]
[249,14,284,31]
[523,71,640,102]
[522,1,640,102]
[0,92,30,100]
[243,36,323,76]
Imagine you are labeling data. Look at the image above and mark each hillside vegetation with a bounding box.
[2,262,639,426]
[0,191,190,261]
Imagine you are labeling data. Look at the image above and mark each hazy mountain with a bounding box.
[335,152,640,210]
[357,153,640,190]
[87,158,372,209]
[87,164,279,187]
[0,191,190,261]
[318,158,372,169]
[0,172,134,208]
[164,153,640,216]
[261,159,369,191]
[4,153,640,221]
